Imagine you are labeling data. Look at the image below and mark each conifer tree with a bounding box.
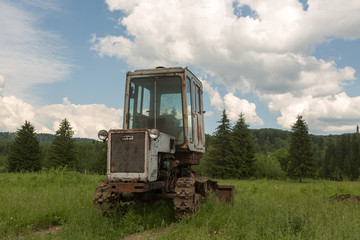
[230,113,256,178]
[287,115,316,182]
[203,110,232,179]
[8,121,41,172]
[350,133,360,180]
[46,119,77,169]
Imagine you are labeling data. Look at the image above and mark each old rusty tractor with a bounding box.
[94,67,234,219]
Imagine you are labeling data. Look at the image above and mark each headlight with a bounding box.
[149,128,160,140]
[98,130,108,141]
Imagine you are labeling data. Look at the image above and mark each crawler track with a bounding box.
[94,180,124,215]
[173,177,218,219]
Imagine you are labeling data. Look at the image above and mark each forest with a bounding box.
[0,123,107,174]
[0,118,359,181]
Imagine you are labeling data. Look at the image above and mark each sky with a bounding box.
[0,0,360,138]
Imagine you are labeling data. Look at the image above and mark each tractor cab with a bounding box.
[124,67,206,154]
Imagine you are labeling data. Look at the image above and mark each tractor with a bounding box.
[94,67,234,218]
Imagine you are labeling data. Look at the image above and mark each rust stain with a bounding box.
[217,185,235,203]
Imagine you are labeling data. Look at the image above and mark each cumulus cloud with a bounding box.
[0,95,40,133]
[224,93,263,126]
[0,75,122,137]
[92,0,360,132]
[265,92,360,132]
[105,0,140,13]
[202,79,263,126]
[201,80,224,111]
[39,98,123,138]
[0,0,70,98]
[0,74,4,95]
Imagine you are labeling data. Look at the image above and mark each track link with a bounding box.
[93,180,125,215]
[173,177,218,219]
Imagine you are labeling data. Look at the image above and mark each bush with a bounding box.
[254,153,285,179]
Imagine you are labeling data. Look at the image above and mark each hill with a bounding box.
[0,132,95,142]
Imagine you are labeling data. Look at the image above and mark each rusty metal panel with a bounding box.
[175,151,202,165]
[110,132,145,173]
[217,185,235,203]
[109,181,164,193]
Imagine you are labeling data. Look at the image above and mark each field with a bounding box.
[1,170,360,239]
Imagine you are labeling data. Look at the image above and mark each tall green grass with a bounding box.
[1,172,360,239]
[0,169,174,239]
[160,179,360,240]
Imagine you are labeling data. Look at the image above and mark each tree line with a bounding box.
[0,119,106,174]
[198,111,360,181]
[1,115,360,181]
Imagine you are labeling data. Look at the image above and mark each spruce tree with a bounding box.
[203,110,232,179]
[230,113,255,178]
[47,119,77,169]
[350,133,360,180]
[287,115,316,182]
[8,121,41,172]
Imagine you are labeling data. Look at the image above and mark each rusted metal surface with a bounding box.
[107,128,176,182]
[174,151,202,165]
[174,177,199,219]
[110,132,145,173]
[107,129,150,182]
[109,181,164,193]
[217,185,235,203]
[174,177,218,219]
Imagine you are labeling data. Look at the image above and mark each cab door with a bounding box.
[193,82,204,148]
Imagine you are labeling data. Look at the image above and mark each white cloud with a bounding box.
[202,79,263,126]
[0,74,4,96]
[204,111,213,117]
[201,80,224,111]
[105,0,140,13]
[92,0,360,132]
[0,0,71,99]
[0,89,123,138]
[265,92,360,132]
[0,95,39,133]
[224,93,263,126]
[39,98,123,138]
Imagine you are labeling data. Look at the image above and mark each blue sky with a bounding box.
[0,0,360,138]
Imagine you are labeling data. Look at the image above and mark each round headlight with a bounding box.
[149,128,160,139]
[98,130,108,141]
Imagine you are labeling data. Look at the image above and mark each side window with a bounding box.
[136,85,142,114]
[129,82,135,129]
[192,83,197,113]
[186,77,193,142]
[195,85,201,113]
[128,78,154,129]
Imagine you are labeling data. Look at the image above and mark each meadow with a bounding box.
[1,170,360,239]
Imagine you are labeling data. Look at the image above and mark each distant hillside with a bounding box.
[0,132,95,142]
[251,128,341,154]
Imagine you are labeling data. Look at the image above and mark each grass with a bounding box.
[0,169,174,239]
[160,179,360,240]
[1,171,360,239]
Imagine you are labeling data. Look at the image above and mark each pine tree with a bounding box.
[287,115,316,182]
[203,110,232,179]
[46,119,77,169]
[230,113,256,178]
[8,121,41,172]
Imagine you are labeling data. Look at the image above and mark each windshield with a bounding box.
[128,76,184,145]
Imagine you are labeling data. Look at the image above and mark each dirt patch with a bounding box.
[330,194,360,202]
[34,225,62,236]
[121,226,170,240]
